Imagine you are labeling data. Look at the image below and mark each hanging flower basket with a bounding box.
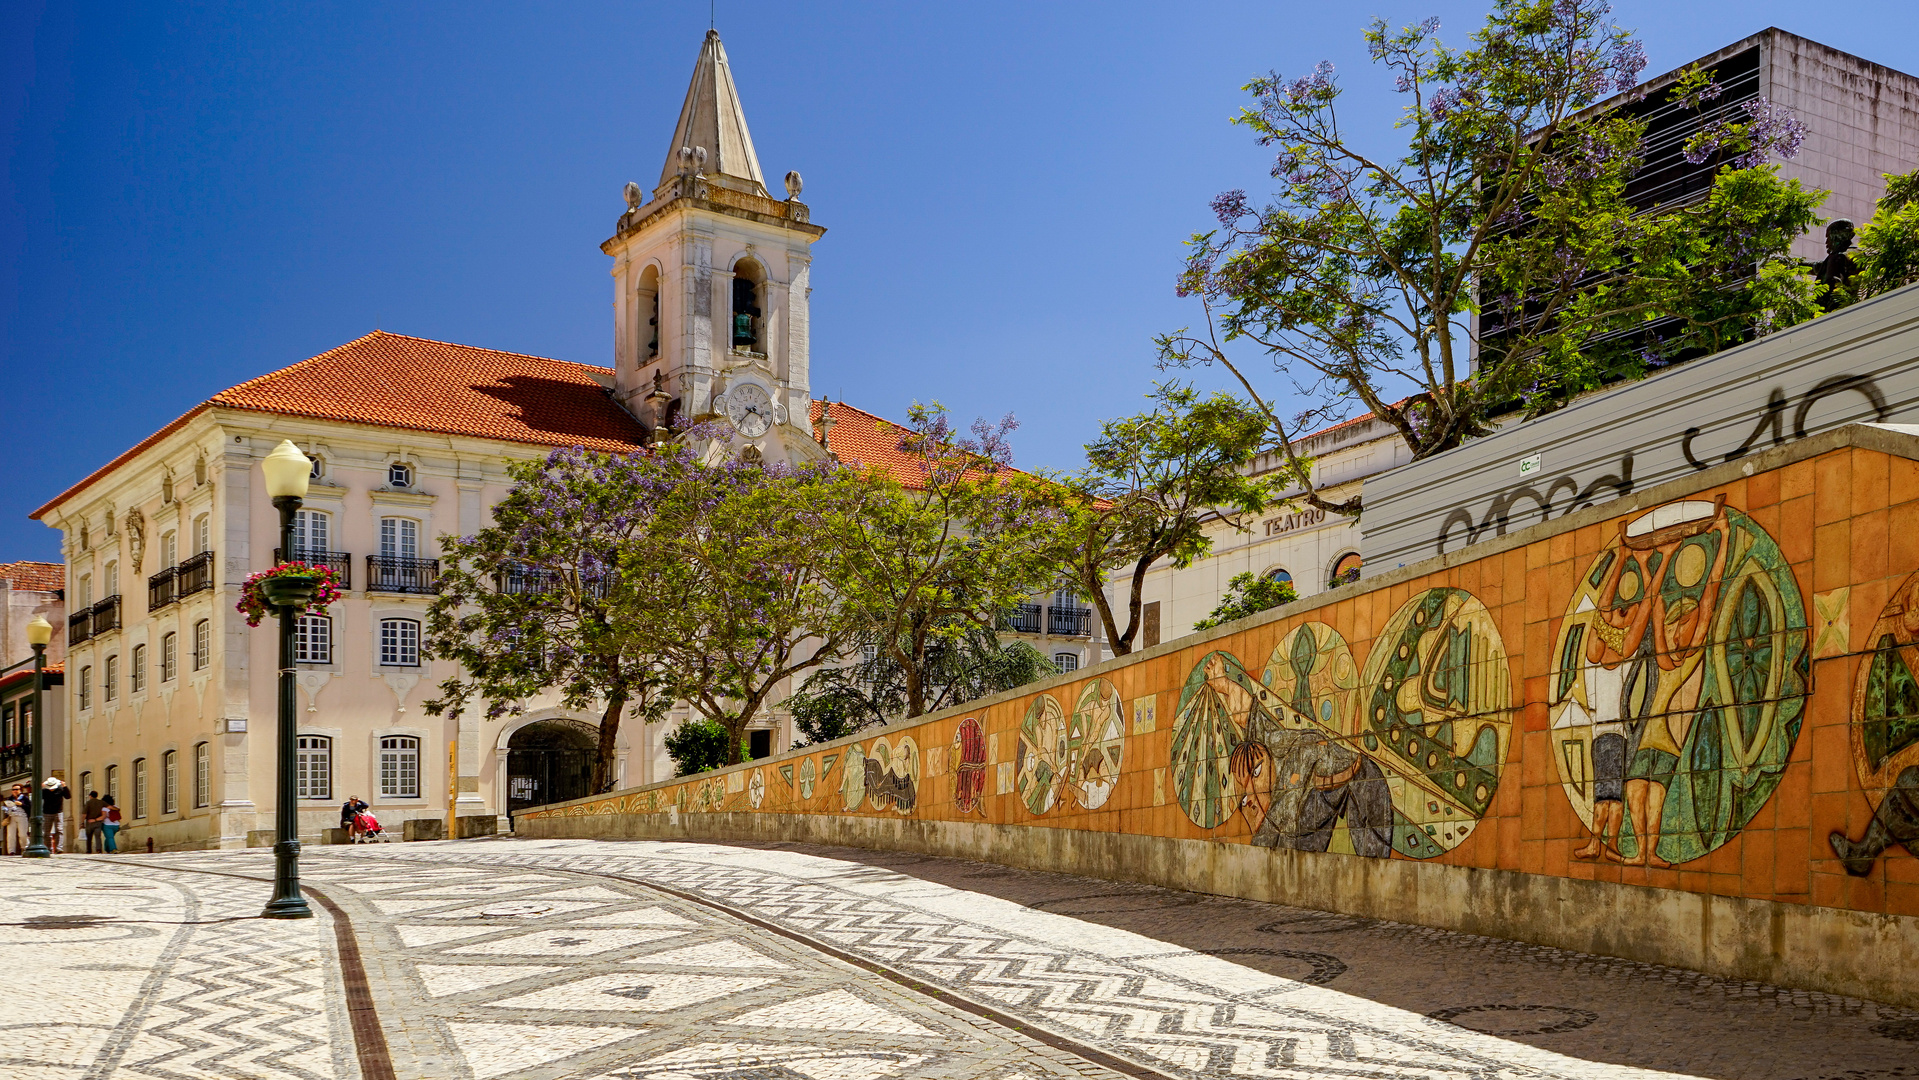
[237,562,342,627]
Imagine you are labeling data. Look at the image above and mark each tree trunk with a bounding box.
[593,687,627,794]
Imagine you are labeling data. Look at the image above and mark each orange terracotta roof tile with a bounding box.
[0,562,64,593]
[36,332,647,519]
[809,400,929,488]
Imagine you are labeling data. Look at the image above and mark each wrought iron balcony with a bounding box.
[495,566,557,595]
[1046,605,1093,638]
[0,742,29,780]
[367,555,440,594]
[275,548,352,591]
[176,551,215,598]
[68,610,92,646]
[89,595,121,636]
[148,567,178,610]
[1003,603,1043,635]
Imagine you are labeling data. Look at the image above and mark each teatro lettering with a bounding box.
[1263,508,1327,537]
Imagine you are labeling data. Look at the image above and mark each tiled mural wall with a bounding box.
[527,444,1919,921]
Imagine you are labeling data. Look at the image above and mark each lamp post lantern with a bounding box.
[23,614,52,859]
[261,440,315,919]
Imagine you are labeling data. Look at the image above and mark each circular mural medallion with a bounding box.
[1356,588,1514,858]
[1170,651,1251,829]
[798,756,817,801]
[747,769,765,810]
[840,743,867,812]
[1833,569,1919,876]
[952,717,988,814]
[1549,498,1807,867]
[1016,694,1068,815]
[1067,679,1126,810]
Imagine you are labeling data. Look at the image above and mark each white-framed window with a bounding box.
[162,750,178,814]
[308,453,324,480]
[161,632,178,682]
[194,742,210,808]
[295,615,332,664]
[78,665,93,710]
[104,561,118,597]
[379,618,420,667]
[104,654,118,703]
[131,643,147,693]
[296,736,332,800]
[1053,652,1080,674]
[106,764,119,803]
[380,517,419,559]
[292,509,330,559]
[161,530,178,569]
[193,619,211,671]
[77,573,92,608]
[193,513,210,554]
[132,758,147,818]
[379,736,421,797]
[387,462,413,489]
[80,771,92,799]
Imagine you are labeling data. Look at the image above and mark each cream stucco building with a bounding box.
[30,29,855,849]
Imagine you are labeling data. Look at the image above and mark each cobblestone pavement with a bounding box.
[5,839,1914,1080]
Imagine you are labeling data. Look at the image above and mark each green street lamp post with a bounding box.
[23,614,52,859]
[261,440,315,919]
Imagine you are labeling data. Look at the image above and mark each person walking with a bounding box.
[39,777,70,855]
[1,784,28,855]
[82,790,104,854]
[100,796,121,853]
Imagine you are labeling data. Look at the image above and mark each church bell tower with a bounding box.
[604,29,827,463]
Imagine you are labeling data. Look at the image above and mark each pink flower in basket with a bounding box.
[237,562,342,628]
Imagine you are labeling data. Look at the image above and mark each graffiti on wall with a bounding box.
[1550,498,1809,867]
[1833,571,1919,875]
[1170,590,1513,858]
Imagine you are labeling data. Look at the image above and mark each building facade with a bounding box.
[1,561,65,798]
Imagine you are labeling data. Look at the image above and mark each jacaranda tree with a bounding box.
[1162,0,1826,515]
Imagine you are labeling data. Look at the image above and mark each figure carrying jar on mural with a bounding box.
[1572,504,1731,867]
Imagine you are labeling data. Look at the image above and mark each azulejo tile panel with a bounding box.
[525,450,1919,917]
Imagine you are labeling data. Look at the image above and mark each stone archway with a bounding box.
[505,718,599,818]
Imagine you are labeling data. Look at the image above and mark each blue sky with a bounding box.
[5,1,1917,561]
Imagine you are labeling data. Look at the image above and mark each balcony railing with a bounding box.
[367,555,440,594]
[67,595,123,645]
[177,550,215,598]
[0,742,29,780]
[1004,603,1042,635]
[276,548,352,591]
[149,567,178,610]
[495,566,557,595]
[1047,605,1093,638]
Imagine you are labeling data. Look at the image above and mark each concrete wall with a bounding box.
[525,422,1919,1008]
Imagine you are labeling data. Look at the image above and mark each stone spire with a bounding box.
[658,29,766,194]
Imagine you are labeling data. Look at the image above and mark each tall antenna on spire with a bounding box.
[710,0,715,30]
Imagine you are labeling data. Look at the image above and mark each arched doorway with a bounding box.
[506,718,599,818]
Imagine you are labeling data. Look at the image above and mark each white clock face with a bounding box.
[725,383,773,438]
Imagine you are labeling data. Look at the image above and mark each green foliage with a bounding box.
[423,446,677,795]
[1064,385,1274,655]
[788,622,1056,745]
[816,403,1076,718]
[663,717,742,776]
[1193,572,1300,631]
[624,452,868,766]
[1855,170,1919,299]
[1161,0,1827,513]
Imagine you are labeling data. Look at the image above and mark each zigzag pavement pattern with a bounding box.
[0,855,350,1080]
[325,840,1703,1080]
